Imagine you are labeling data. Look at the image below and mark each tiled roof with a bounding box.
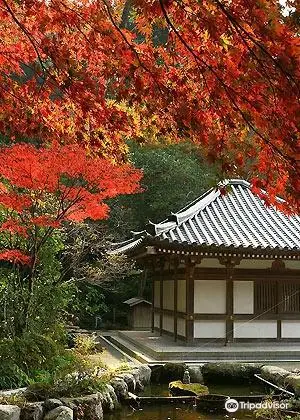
[123,297,151,306]
[111,179,300,254]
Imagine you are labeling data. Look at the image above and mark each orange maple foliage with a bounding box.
[0,0,299,210]
[0,143,142,265]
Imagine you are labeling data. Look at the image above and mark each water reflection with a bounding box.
[103,404,255,420]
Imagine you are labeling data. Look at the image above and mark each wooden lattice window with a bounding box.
[279,282,300,313]
[255,280,277,314]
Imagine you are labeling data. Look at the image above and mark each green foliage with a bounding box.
[0,332,66,390]
[74,334,99,356]
[0,233,70,339]
[69,282,108,328]
[108,142,217,239]
[254,401,300,420]
[202,362,262,385]
[0,361,30,390]
[25,372,106,401]
[0,232,76,390]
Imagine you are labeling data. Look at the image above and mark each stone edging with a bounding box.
[0,365,152,420]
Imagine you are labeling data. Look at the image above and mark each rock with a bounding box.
[0,405,20,420]
[202,363,262,384]
[0,389,27,398]
[44,406,73,420]
[134,365,151,386]
[21,403,43,420]
[72,394,103,420]
[43,400,63,412]
[285,374,300,396]
[58,401,76,412]
[149,365,163,384]
[129,370,143,392]
[117,373,136,392]
[160,363,187,383]
[260,365,290,387]
[188,366,204,384]
[169,380,209,397]
[99,386,119,413]
[109,378,128,400]
[24,383,53,401]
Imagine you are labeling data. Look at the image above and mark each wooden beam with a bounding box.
[185,257,195,343]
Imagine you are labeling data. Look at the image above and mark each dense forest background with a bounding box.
[69,142,217,329]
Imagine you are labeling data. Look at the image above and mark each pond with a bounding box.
[139,383,266,397]
[103,403,255,420]
[103,383,264,420]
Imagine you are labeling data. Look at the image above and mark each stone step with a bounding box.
[115,332,300,363]
[103,335,154,364]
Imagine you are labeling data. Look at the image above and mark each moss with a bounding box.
[0,395,27,407]
[169,380,209,396]
[202,363,262,385]
[285,375,300,396]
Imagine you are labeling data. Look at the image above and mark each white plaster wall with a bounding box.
[237,259,271,269]
[154,281,160,308]
[195,258,223,268]
[177,318,186,337]
[285,261,300,270]
[194,320,226,338]
[194,280,226,313]
[163,314,174,333]
[282,321,300,338]
[177,280,186,312]
[154,312,160,328]
[163,280,174,310]
[233,281,254,314]
[234,320,277,338]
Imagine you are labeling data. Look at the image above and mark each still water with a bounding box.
[103,403,255,420]
[103,383,262,420]
[139,383,265,397]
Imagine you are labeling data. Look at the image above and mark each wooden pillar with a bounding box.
[185,258,195,343]
[173,258,179,342]
[219,256,241,345]
[151,272,155,333]
[276,279,282,340]
[226,267,234,344]
[159,258,164,336]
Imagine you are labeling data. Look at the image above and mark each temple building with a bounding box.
[112,179,300,343]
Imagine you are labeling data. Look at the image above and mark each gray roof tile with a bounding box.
[111,179,300,254]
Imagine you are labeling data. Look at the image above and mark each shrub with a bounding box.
[0,362,30,390]
[13,333,62,372]
[25,372,106,401]
[151,363,187,384]
[202,362,262,385]
[74,334,99,356]
[0,332,74,390]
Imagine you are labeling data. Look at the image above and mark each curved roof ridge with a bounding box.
[169,178,249,226]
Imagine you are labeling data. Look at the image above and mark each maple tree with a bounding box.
[0,0,298,211]
[0,142,141,269]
